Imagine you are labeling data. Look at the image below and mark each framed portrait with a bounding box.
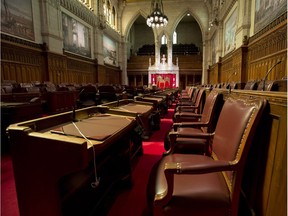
[1,0,35,41]
[103,35,117,66]
[62,12,92,58]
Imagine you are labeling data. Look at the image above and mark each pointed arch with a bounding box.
[171,9,206,40]
[123,10,154,42]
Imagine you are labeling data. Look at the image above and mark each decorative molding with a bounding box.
[60,0,97,27]
[1,34,43,50]
[250,12,287,43]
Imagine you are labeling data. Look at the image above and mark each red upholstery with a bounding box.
[174,89,220,123]
[147,96,267,216]
[165,90,222,155]
[244,80,259,90]
[256,80,275,91]
[174,88,206,120]
[176,87,198,106]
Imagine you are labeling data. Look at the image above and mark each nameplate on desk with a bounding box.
[50,115,133,141]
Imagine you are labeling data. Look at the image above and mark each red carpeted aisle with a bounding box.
[107,109,174,216]
[1,107,174,216]
[1,154,20,216]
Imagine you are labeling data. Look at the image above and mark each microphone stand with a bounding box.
[226,72,237,93]
[72,88,85,122]
[262,60,281,91]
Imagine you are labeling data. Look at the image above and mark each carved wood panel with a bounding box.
[1,40,44,83]
[225,90,287,216]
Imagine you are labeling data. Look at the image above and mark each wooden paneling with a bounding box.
[96,64,121,84]
[208,61,221,84]
[1,34,125,85]
[258,96,287,216]
[219,90,287,216]
[1,35,45,83]
[247,13,287,81]
[208,13,287,85]
[220,46,248,84]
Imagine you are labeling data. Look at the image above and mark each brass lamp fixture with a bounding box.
[146,0,168,28]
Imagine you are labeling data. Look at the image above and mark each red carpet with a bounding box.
[1,154,20,216]
[107,110,174,216]
[1,107,174,216]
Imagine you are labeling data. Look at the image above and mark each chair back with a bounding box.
[192,88,206,114]
[199,90,222,133]
[190,87,199,104]
[244,80,259,90]
[257,80,275,91]
[211,96,266,207]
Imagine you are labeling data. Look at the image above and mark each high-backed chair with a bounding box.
[77,85,98,107]
[173,88,207,122]
[244,80,259,90]
[272,79,287,91]
[176,87,197,106]
[98,85,117,104]
[147,96,267,216]
[165,90,223,155]
[256,80,275,91]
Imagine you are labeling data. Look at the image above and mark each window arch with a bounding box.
[173,31,177,44]
[161,35,167,45]
[112,7,116,27]
[100,0,117,30]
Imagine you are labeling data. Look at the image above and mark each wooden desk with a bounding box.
[1,101,43,152]
[134,94,167,115]
[7,106,138,216]
[99,99,155,140]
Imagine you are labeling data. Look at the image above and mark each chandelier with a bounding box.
[146,0,168,28]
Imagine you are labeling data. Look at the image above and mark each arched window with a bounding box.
[103,0,107,17]
[173,31,177,44]
[161,35,167,45]
[112,7,116,27]
[107,1,111,24]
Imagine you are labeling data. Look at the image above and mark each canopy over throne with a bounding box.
[148,54,179,89]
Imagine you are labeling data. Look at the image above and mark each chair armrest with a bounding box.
[178,105,198,111]
[169,131,214,139]
[154,159,235,206]
[173,122,209,131]
[174,112,202,118]
[163,132,214,155]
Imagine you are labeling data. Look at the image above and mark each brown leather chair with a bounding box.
[272,79,287,91]
[257,80,275,91]
[165,90,223,155]
[176,87,198,106]
[244,80,259,90]
[173,88,207,122]
[147,96,267,216]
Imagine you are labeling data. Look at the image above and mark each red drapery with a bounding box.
[151,74,176,89]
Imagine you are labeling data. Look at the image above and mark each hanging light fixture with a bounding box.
[146,0,168,28]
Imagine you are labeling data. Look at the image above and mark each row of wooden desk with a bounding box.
[6,88,179,216]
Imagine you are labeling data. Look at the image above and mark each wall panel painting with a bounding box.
[103,35,117,66]
[224,8,238,55]
[1,0,35,41]
[62,12,91,58]
[255,0,287,33]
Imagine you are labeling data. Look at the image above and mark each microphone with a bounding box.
[72,88,85,122]
[226,71,237,93]
[262,60,282,91]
